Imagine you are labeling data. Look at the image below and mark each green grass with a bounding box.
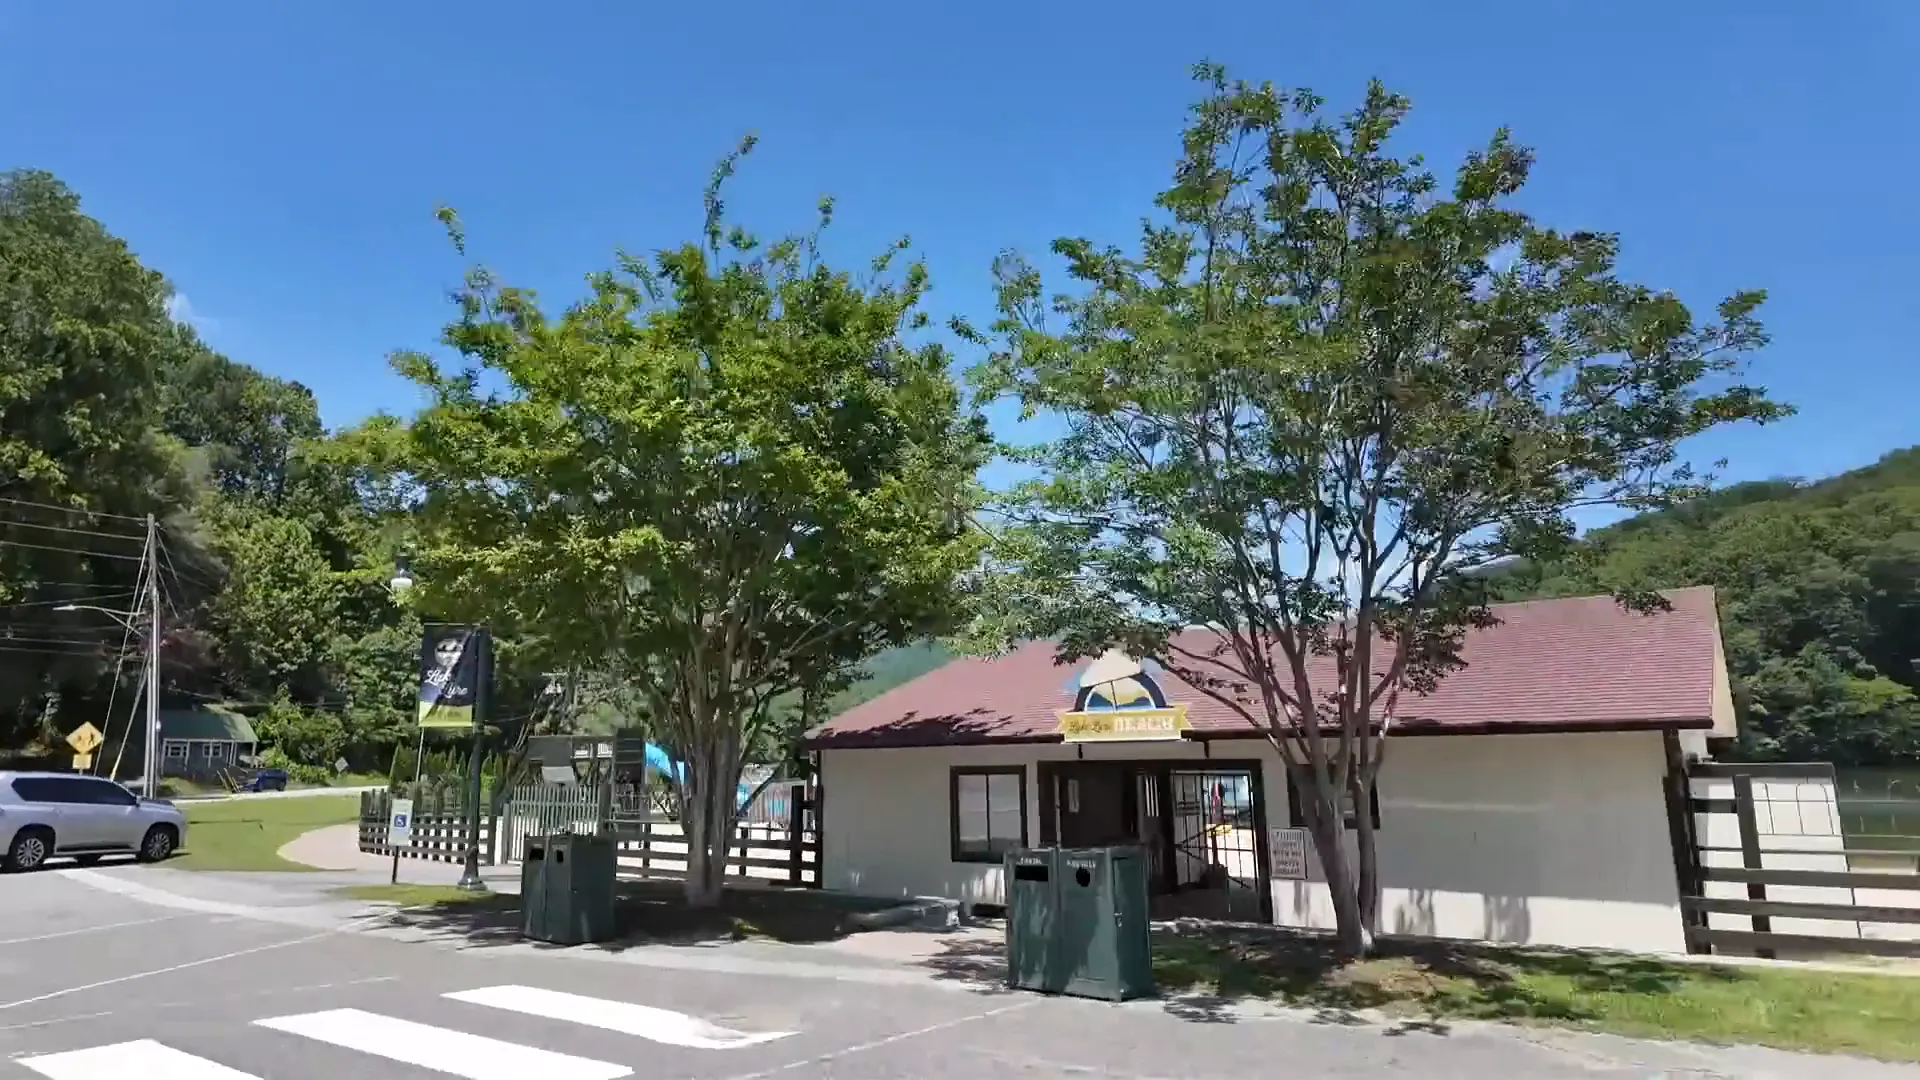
[1151,927,1920,1061]
[171,794,361,871]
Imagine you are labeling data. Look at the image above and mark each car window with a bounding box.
[67,778,138,806]
[84,778,139,806]
[8,777,57,803]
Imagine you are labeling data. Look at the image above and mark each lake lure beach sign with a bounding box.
[1055,650,1192,742]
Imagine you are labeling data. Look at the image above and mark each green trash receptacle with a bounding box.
[1004,847,1065,993]
[1055,845,1155,1001]
[521,832,619,945]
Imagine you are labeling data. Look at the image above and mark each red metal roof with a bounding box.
[804,587,1723,750]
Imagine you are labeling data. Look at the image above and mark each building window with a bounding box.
[164,743,189,760]
[1286,770,1381,831]
[950,765,1026,863]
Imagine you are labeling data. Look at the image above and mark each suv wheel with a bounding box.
[5,827,53,872]
[138,825,177,863]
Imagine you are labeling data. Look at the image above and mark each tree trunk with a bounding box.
[1354,792,1382,938]
[1301,784,1373,958]
[679,737,740,909]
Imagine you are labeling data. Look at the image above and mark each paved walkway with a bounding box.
[276,823,380,871]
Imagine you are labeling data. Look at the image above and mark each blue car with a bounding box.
[241,768,288,793]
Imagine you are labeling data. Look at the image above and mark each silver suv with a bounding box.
[0,771,188,871]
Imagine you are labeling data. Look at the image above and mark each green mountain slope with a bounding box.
[1496,448,1920,765]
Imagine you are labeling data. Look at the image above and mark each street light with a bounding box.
[57,600,160,796]
[389,554,489,894]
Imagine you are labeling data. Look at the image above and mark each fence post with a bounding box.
[788,785,805,886]
[641,821,651,872]
[1731,772,1774,959]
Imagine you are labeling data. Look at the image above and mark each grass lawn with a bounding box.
[1150,924,1920,1061]
[171,793,361,871]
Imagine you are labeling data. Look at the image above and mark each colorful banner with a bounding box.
[417,625,488,729]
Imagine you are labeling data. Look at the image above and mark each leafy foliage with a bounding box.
[1497,447,1920,765]
[959,65,1785,953]
[362,139,987,903]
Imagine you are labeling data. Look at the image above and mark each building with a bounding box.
[156,706,259,776]
[802,587,1736,955]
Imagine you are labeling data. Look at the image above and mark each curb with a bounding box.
[848,896,961,932]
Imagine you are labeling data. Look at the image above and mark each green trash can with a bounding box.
[1054,845,1155,1001]
[520,832,619,945]
[1004,847,1065,992]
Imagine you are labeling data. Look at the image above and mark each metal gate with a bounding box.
[1168,768,1265,921]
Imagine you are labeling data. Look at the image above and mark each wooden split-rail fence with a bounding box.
[1674,760,1920,959]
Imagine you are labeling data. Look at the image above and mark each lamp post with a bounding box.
[57,594,160,796]
[390,555,490,894]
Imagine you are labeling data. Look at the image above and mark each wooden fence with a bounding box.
[1680,761,1920,959]
[357,789,498,866]
[496,780,820,887]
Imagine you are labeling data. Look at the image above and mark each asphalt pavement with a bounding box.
[4,866,1919,1079]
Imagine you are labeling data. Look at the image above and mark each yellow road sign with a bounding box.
[71,752,92,771]
[65,722,104,755]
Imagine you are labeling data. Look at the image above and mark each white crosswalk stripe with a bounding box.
[16,1038,262,1080]
[12,984,797,1080]
[254,1007,633,1080]
[446,984,793,1050]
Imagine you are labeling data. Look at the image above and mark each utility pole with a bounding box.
[144,513,160,798]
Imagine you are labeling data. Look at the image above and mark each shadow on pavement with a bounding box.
[358,878,898,953]
[915,917,1750,1030]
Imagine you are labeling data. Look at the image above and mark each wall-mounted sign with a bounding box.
[1268,827,1308,880]
[1054,650,1193,742]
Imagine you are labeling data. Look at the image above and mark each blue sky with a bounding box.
[3,0,1915,518]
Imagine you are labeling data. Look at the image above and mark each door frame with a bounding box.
[1037,755,1274,923]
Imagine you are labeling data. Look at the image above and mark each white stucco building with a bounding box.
[804,588,1739,956]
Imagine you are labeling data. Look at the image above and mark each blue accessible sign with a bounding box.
[390,797,414,844]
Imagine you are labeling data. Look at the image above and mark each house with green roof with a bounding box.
[156,705,259,776]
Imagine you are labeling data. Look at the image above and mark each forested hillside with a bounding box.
[0,171,553,780]
[1496,448,1920,766]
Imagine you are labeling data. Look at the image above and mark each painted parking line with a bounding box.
[446,984,794,1049]
[254,1007,631,1080]
[18,1038,262,1080]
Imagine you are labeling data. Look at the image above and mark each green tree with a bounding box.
[253,690,347,768]
[960,65,1787,955]
[366,139,987,905]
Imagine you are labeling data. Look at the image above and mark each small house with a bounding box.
[802,587,1737,955]
[157,705,259,776]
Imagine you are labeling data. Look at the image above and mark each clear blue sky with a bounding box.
[4,0,1915,510]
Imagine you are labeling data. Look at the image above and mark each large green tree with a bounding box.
[364,140,987,904]
[960,66,1788,955]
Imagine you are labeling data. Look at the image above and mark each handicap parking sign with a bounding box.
[390,798,413,843]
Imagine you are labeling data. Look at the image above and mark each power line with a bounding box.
[0,495,149,523]
[0,590,136,610]
[0,536,147,561]
[0,633,125,648]
[0,642,125,657]
[0,517,146,542]
[93,554,149,778]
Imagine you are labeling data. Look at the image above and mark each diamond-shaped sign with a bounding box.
[65,722,104,755]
